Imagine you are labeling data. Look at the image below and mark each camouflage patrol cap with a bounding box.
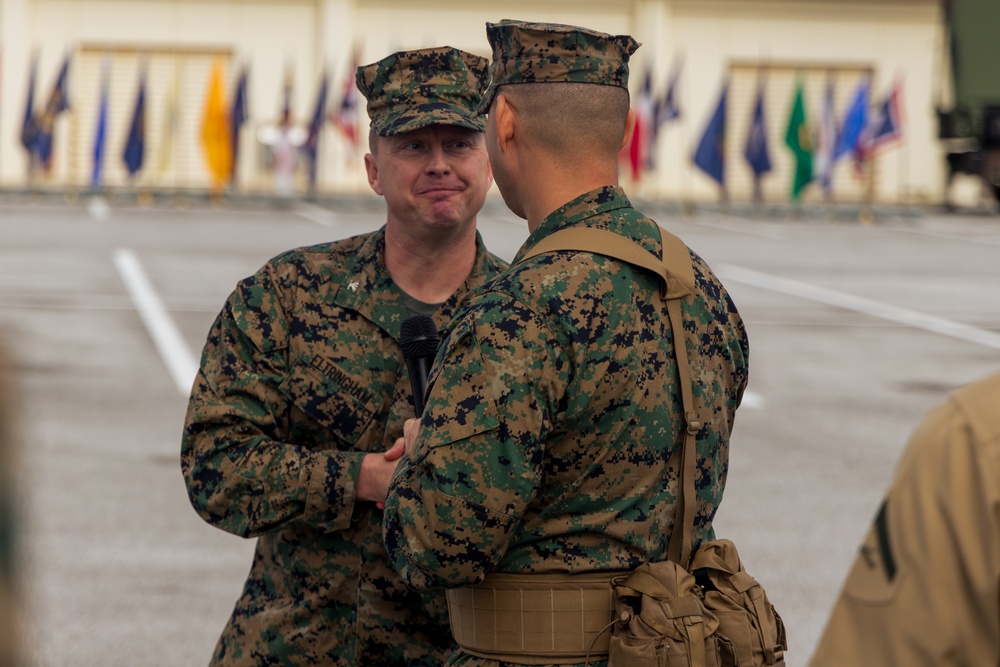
[477,20,641,114]
[356,47,489,136]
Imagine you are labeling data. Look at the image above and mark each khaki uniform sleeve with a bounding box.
[181,266,365,538]
[810,393,1000,666]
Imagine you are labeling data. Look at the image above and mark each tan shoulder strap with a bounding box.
[518,227,695,300]
[517,225,702,567]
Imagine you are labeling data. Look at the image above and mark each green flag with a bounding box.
[784,81,813,200]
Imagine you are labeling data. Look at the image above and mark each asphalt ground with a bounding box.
[1,194,998,666]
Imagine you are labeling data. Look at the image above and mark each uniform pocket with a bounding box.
[278,353,380,448]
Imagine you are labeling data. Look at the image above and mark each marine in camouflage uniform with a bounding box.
[181,47,507,666]
[383,21,749,666]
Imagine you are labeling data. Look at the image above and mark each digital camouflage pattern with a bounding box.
[477,20,640,114]
[383,186,750,666]
[181,229,507,666]
[357,47,489,136]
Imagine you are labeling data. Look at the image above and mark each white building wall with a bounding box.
[0,0,944,204]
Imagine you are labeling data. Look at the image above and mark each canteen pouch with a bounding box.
[608,540,785,667]
[608,561,725,667]
[690,539,786,666]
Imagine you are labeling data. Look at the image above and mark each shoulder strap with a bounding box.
[516,226,702,567]
[519,227,695,300]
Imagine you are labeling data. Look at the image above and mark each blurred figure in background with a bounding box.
[810,369,1000,667]
[180,47,506,666]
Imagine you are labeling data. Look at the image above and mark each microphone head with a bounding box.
[400,315,440,359]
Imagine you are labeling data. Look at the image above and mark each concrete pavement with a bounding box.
[1,195,997,665]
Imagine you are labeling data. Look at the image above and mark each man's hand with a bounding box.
[357,438,407,509]
[402,417,420,456]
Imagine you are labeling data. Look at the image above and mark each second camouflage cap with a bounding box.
[478,20,641,114]
[356,47,489,136]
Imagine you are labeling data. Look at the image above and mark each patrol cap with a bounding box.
[356,47,489,136]
[477,19,641,114]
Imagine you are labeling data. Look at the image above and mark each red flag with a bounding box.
[333,50,360,151]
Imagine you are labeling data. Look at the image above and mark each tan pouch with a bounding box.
[608,561,725,667]
[690,540,786,666]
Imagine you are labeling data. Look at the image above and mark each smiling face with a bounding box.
[365,125,492,235]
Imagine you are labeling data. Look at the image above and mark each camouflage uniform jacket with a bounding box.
[181,228,507,666]
[383,186,749,666]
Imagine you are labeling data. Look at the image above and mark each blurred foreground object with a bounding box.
[0,346,22,667]
[810,369,1000,666]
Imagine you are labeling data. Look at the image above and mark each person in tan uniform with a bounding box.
[809,368,1000,667]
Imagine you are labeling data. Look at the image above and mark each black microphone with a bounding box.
[400,315,440,416]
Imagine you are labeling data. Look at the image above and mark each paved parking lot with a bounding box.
[1,193,998,666]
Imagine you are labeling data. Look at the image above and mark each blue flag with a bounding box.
[304,70,329,187]
[123,65,146,176]
[91,57,111,189]
[34,53,71,170]
[230,66,249,181]
[20,52,39,155]
[693,81,727,186]
[834,78,870,163]
[744,84,772,177]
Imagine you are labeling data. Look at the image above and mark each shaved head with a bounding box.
[499,83,630,161]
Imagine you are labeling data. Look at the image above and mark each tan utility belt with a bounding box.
[446,571,625,664]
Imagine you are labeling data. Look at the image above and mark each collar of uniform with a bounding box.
[333,227,405,330]
[335,227,507,340]
[514,185,633,264]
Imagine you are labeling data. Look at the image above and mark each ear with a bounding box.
[493,93,516,154]
[364,153,383,196]
[620,108,636,153]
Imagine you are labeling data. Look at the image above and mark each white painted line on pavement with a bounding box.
[113,248,199,396]
[295,203,339,226]
[696,220,787,240]
[885,226,1000,247]
[718,263,1000,350]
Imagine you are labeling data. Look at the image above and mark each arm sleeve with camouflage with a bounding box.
[383,295,565,589]
[181,264,365,538]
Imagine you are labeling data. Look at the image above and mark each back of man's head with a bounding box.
[479,20,639,160]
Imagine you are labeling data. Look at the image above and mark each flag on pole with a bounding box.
[655,55,682,127]
[303,69,329,189]
[34,53,72,171]
[201,59,232,191]
[230,65,249,183]
[813,76,836,195]
[156,73,179,175]
[864,77,904,155]
[20,51,39,156]
[744,81,772,178]
[123,62,147,177]
[280,62,294,123]
[692,80,727,186]
[91,55,111,189]
[833,77,870,165]
[333,51,359,152]
[784,80,813,201]
[626,67,654,180]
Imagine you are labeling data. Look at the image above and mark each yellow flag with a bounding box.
[201,59,231,190]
